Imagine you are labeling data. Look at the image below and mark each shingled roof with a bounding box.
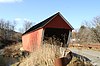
[23,12,74,35]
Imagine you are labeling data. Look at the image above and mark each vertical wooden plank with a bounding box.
[22,28,43,52]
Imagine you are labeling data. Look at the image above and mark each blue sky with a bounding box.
[0,0,100,31]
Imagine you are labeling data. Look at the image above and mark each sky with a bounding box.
[0,0,100,32]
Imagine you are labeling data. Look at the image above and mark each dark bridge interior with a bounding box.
[43,28,69,47]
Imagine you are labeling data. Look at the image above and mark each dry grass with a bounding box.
[19,44,62,66]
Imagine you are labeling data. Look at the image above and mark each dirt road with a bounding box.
[68,47,100,66]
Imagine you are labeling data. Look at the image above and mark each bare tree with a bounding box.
[0,19,18,40]
[11,20,16,31]
[23,20,33,33]
[0,19,5,29]
[91,16,100,43]
[77,16,100,44]
[78,25,93,44]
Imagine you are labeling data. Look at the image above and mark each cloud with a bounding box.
[15,18,33,22]
[0,0,23,3]
[14,18,22,22]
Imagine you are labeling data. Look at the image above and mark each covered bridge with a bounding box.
[22,12,74,52]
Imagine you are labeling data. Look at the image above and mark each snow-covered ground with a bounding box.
[68,47,100,66]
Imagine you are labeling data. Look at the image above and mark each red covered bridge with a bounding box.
[22,12,74,52]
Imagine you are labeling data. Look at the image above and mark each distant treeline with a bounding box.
[72,16,100,44]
